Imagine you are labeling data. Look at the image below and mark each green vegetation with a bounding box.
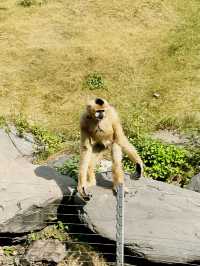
[123,135,197,186]
[57,155,79,181]
[18,0,46,7]
[27,222,68,243]
[27,223,108,266]
[3,246,16,257]
[0,116,6,129]
[0,0,199,141]
[84,72,105,90]
[13,115,66,162]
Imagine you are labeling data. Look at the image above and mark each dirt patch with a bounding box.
[152,130,189,145]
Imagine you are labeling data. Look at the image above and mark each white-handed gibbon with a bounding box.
[77,98,144,197]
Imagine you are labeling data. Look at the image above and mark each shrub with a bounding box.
[84,72,105,90]
[13,115,65,161]
[31,125,65,160]
[18,0,47,7]
[123,135,194,185]
[14,114,29,137]
[18,0,36,7]
[57,155,79,181]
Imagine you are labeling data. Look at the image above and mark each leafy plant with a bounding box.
[155,116,181,131]
[0,116,6,129]
[14,114,29,137]
[18,0,47,7]
[13,115,65,161]
[31,125,65,159]
[84,72,105,90]
[3,246,16,257]
[27,222,68,243]
[18,0,36,7]
[123,135,194,185]
[57,156,79,181]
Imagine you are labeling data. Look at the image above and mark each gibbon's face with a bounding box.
[87,98,108,121]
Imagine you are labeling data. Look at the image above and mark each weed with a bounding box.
[18,0,47,7]
[57,156,79,181]
[123,135,195,186]
[0,116,6,129]
[14,114,29,137]
[3,246,16,257]
[84,72,105,90]
[31,125,65,161]
[27,222,69,243]
[155,116,181,131]
[18,0,36,7]
[13,115,66,161]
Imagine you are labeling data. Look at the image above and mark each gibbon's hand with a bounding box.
[131,163,144,180]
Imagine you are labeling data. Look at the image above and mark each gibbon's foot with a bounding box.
[131,163,143,180]
[112,184,129,197]
[77,185,92,201]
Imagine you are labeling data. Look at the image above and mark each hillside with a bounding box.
[0,0,200,144]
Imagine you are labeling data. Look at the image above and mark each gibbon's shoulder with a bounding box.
[108,105,120,120]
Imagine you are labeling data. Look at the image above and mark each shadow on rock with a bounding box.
[34,165,76,196]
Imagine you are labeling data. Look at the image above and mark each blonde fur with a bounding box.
[77,98,143,196]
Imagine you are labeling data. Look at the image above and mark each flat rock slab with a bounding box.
[79,172,200,264]
[0,129,76,233]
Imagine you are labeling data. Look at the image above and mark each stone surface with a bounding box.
[0,128,76,233]
[78,172,200,264]
[98,159,112,172]
[25,239,66,263]
[187,173,200,192]
[152,130,188,145]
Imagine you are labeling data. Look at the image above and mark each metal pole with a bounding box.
[116,183,124,266]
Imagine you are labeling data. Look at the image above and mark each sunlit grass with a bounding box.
[0,0,199,150]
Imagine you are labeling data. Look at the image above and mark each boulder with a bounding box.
[25,239,66,264]
[0,129,76,233]
[187,173,200,193]
[78,172,200,264]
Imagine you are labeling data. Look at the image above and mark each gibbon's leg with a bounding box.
[120,138,143,178]
[78,134,92,196]
[87,146,104,186]
[111,143,124,191]
[87,152,97,187]
[113,122,143,178]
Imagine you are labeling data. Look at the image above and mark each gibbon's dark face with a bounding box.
[87,98,107,121]
[94,98,106,120]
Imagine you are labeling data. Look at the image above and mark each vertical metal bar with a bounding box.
[116,183,124,266]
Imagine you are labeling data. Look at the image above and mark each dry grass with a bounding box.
[0,0,200,146]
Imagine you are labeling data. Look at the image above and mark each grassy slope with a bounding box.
[0,0,200,145]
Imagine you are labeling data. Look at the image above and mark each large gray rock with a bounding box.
[78,172,200,264]
[0,129,76,233]
[187,173,200,192]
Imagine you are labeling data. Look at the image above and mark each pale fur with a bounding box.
[77,98,143,196]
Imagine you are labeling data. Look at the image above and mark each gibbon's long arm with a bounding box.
[113,119,143,176]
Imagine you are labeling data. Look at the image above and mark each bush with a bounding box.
[57,156,79,181]
[123,135,194,185]
[14,115,65,161]
[18,0,36,7]
[18,0,47,7]
[84,72,105,90]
